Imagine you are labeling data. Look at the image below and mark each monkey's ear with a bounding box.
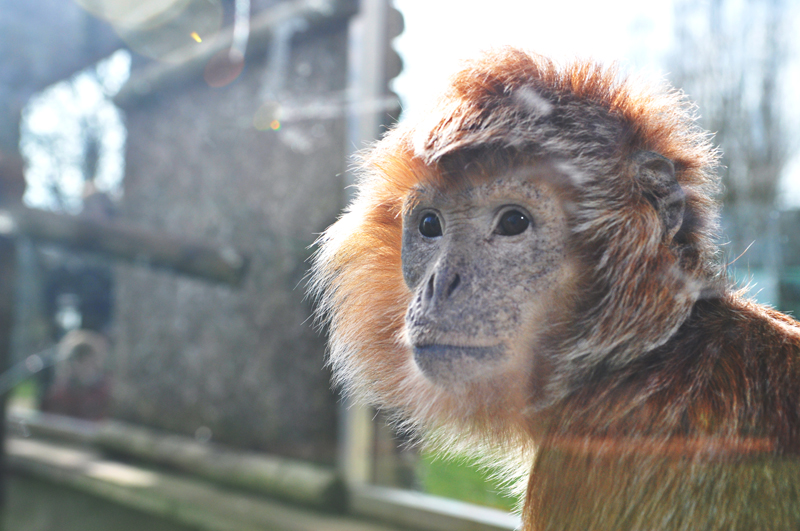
[632,151,685,241]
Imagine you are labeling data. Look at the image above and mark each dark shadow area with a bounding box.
[4,472,198,531]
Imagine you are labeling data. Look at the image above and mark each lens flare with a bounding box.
[252,102,281,131]
[203,48,245,88]
[74,0,223,62]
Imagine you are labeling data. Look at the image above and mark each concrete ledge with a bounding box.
[8,409,520,531]
[7,436,401,531]
[351,484,520,531]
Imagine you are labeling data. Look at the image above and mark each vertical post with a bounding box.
[0,235,15,513]
[0,92,26,523]
[346,0,390,167]
[339,0,397,486]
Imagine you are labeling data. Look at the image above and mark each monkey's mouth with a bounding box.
[412,344,503,382]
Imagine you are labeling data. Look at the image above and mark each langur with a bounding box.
[310,47,800,530]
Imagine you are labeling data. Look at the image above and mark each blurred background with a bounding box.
[0,0,797,529]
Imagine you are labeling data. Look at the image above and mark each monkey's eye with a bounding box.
[496,209,530,236]
[419,212,443,238]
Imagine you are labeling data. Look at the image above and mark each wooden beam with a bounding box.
[0,207,248,287]
[9,410,347,513]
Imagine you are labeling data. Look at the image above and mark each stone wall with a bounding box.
[111,3,358,463]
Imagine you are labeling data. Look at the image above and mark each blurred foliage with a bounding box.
[670,0,793,207]
[417,452,517,512]
[9,379,38,410]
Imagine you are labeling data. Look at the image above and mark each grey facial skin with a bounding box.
[401,172,571,385]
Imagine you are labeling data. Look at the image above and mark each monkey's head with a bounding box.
[310,48,720,446]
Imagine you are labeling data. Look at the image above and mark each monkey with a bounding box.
[309,47,800,530]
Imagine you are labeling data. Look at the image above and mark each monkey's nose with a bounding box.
[422,268,462,309]
[445,273,461,298]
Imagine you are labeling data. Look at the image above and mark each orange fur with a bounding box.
[310,48,800,529]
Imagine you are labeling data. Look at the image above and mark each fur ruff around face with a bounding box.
[311,48,721,441]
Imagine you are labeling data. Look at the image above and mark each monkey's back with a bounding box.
[528,294,800,530]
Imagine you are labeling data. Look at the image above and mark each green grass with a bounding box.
[11,379,38,399]
[417,452,518,512]
[8,379,39,409]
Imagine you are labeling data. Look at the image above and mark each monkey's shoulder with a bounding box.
[555,294,800,449]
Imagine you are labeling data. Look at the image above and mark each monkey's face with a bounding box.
[401,172,572,388]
